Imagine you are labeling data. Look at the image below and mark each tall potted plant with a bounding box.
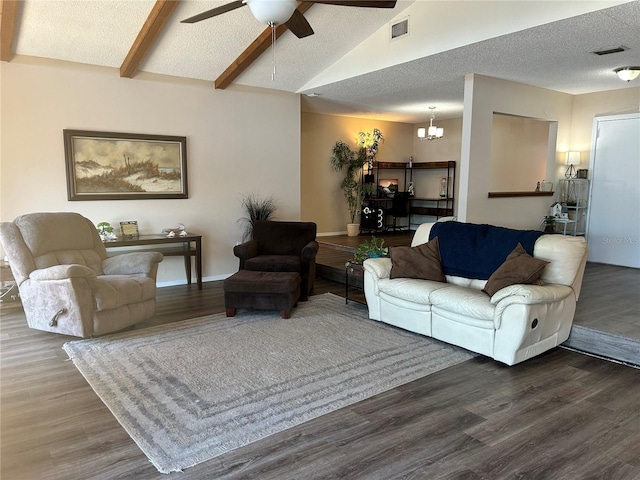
[331,129,383,236]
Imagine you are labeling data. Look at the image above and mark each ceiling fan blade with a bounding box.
[303,0,396,8]
[181,0,246,24]
[286,9,314,38]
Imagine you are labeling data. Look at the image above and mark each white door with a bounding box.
[586,113,640,268]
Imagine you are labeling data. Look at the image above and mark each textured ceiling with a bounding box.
[10,0,640,123]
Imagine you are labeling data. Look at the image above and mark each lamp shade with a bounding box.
[565,151,580,165]
[417,127,426,139]
[614,66,640,82]
[246,0,297,25]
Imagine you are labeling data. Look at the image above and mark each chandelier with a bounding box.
[417,106,444,140]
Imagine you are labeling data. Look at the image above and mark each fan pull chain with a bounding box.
[270,22,277,81]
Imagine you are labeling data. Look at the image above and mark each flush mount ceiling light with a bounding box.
[614,66,640,82]
[418,107,444,141]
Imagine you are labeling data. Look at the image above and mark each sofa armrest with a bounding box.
[491,283,574,305]
[29,264,96,281]
[233,240,258,266]
[492,284,575,329]
[362,257,392,279]
[102,252,163,276]
[301,240,319,262]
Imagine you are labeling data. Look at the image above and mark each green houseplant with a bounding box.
[96,221,116,241]
[353,236,388,262]
[330,129,383,236]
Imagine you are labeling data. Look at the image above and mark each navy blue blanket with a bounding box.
[429,221,544,280]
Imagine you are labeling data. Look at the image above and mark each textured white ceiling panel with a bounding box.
[140,1,266,81]
[15,0,155,68]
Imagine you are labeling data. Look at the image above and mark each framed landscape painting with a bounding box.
[64,130,188,200]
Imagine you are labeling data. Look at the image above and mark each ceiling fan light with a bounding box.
[247,0,297,25]
[614,66,640,82]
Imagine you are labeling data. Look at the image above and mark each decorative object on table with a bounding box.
[331,129,383,236]
[407,181,415,196]
[162,224,187,237]
[541,180,554,192]
[63,130,188,201]
[120,220,139,238]
[62,293,472,474]
[417,106,444,140]
[577,169,588,179]
[564,151,580,178]
[439,177,448,197]
[96,221,117,241]
[353,236,388,263]
[550,202,563,218]
[379,178,398,196]
[238,193,277,241]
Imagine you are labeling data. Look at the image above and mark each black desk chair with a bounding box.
[386,192,410,231]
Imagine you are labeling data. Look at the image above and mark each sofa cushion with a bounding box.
[94,275,156,311]
[245,255,300,272]
[430,285,495,321]
[379,277,450,304]
[482,243,549,296]
[389,237,445,281]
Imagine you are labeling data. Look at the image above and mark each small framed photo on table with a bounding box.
[120,221,139,238]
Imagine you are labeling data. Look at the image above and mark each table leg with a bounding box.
[184,254,192,285]
[195,238,202,290]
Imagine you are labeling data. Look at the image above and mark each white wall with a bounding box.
[0,57,301,285]
[489,114,551,192]
[459,74,574,229]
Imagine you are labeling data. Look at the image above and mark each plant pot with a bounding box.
[346,223,360,237]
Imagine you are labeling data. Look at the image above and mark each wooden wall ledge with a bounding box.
[487,191,554,198]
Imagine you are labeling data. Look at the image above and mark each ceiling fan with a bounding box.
[182,0,398,39]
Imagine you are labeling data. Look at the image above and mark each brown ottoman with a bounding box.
[223,270,301,319]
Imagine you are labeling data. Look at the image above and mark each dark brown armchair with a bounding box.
[233,220,319,301]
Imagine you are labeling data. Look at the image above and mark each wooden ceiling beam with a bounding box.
[120,0,179,78]
[1,0,19,62]
[215,1,313,90]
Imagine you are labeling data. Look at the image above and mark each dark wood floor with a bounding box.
[1,273,639,479]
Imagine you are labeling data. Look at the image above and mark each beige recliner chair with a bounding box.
[0,212,163,337]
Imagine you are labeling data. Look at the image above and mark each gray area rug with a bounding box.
[63,293,474,473]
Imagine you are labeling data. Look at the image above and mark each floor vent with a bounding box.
[390,18,409,40]
[592,46,628,56]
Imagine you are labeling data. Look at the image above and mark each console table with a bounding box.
[104,234,202,290]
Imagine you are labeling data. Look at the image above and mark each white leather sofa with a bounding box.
[363,221,588,365]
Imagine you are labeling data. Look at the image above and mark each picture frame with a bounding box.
[63,130,188,201]
[120,221,139,238]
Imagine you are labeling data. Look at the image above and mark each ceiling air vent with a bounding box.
[390,17,409,40]
[592,46,628,56]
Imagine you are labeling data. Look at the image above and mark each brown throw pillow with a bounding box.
[482,243,549,296]
[390,237,445,282]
